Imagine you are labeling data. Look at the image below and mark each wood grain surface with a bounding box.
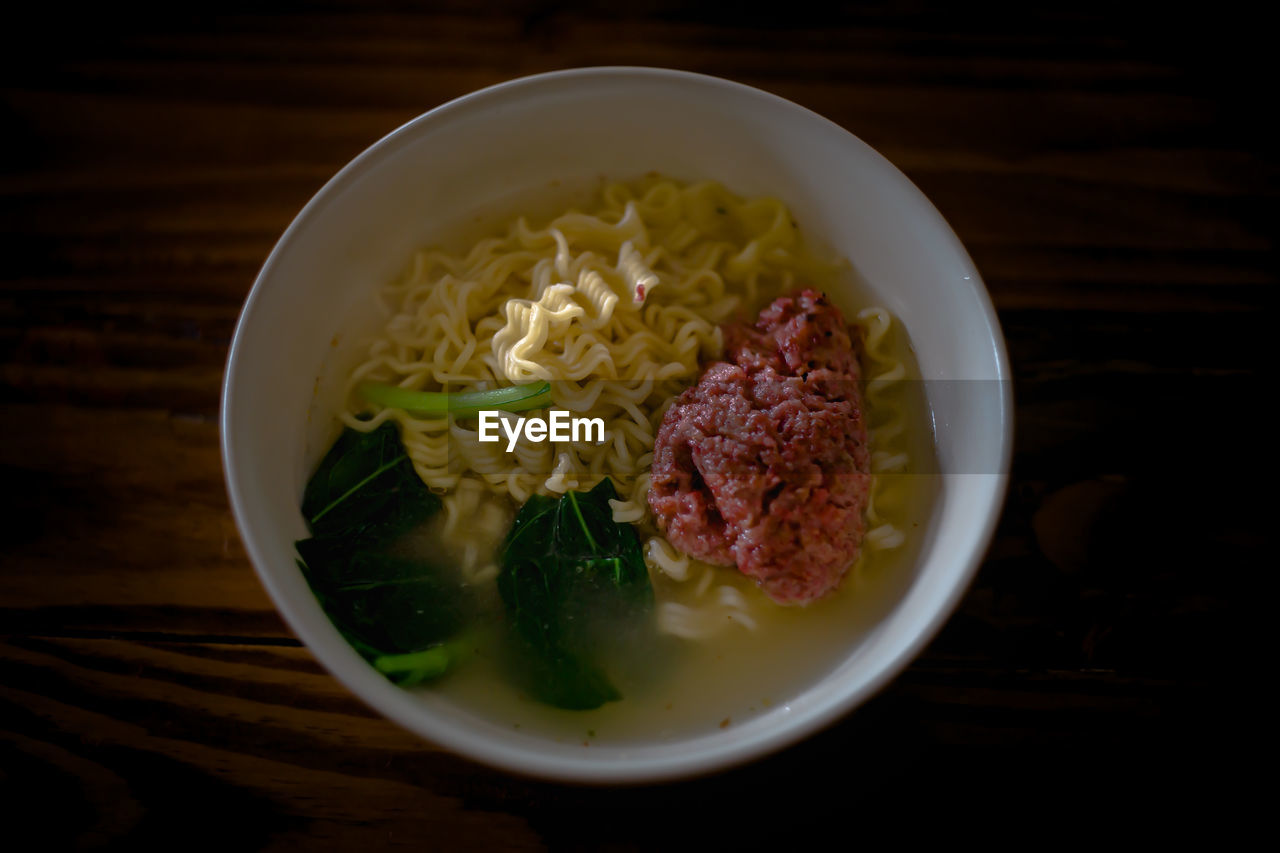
[2,2,1269,847]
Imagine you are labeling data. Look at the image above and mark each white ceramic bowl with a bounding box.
[221,67,1012,783]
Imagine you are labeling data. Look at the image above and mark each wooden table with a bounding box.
[2,3,1266,846]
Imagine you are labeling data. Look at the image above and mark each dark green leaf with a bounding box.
[301,421,440,546]
[301,548,472,656]
[497,478,654,710]
[502,627,621,710]
[296,424,465,686]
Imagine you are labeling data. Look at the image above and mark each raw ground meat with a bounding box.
[648,289,871,605]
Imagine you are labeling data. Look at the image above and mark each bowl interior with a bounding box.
[222,67,1010,782]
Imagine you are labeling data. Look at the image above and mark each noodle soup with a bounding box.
[295,176,939,743]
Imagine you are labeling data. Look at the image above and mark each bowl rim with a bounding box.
[221,65,1014,784]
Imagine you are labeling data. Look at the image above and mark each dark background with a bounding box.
[1,1,1270,848]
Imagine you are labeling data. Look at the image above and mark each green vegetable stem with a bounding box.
[359,381,553,418]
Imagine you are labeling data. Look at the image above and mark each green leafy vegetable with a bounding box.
[359,380,553,418]
[296,423,470,686]
[297,547,471,655]
[300,421,439,543]
[497,479,654,710]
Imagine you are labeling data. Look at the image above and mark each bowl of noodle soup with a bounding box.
[221,67,1012,782]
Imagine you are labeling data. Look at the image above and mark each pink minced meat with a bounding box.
[648,289,871,605]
